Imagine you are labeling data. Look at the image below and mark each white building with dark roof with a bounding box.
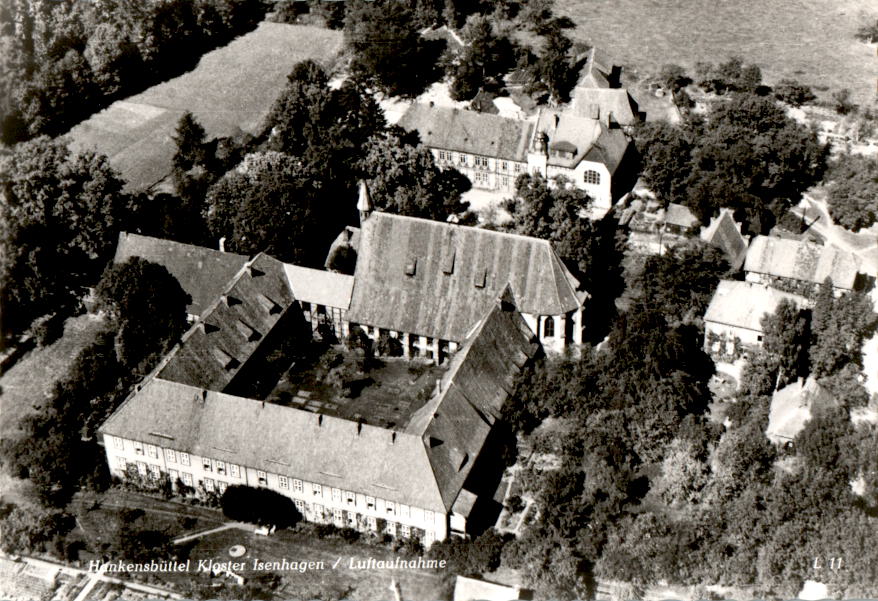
[744,235,865,295]
[346,212,588,359]
[99,287,540,544]
[396,103,633,211]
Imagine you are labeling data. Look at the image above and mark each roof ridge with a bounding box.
[370,211,558,248]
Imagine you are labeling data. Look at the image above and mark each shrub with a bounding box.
[31,313,65,347]
[221,485,302,529]
[376,332,403,357]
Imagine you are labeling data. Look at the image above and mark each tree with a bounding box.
[0,137,128,337]
[633,120,695,205]
[761,299,810,389]
[360,127,471,220]
[824,155,878,231]
[221,485,303,528]
[773,79,816,107]
[810,280,877,377]
[832,88,856,115]
[83,23,142,98]
[536,22,574,103]
[344,0,443,97]
[658,64,690,92]
[449,15,515,101]
[94,257,190,371]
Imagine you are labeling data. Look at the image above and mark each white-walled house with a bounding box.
[703,280,810,358]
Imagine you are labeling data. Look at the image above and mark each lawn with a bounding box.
[66,23,343,190]
[174,526,451,600]
[557,0,878,106]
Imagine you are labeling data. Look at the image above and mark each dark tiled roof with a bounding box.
[157,254,297,391]
[99,377,447,512]
[536,110,632,173]
[744,236,861,290]
[406,287,540,509]
[113,232,248,316]
[397,103,534,162]
[571,88,639,126]
[347,213,584,342]
[701,209,749,270]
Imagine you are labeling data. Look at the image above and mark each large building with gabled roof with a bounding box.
[99,278,540,544]
[346,211,587,359]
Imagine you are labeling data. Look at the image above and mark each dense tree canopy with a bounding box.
[760,299,810,389]
[637,93,828,233]
[824,154,878,232]
[0,136,128,337]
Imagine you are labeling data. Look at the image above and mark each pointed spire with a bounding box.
[357,180,373,223]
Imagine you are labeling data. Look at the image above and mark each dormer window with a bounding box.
[474,267,487,288]
[405,258,417,277]
[442,250,455,275]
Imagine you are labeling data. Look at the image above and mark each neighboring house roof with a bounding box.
[397,103,534,162]
[572,88,639,126]
[767,378,836,443]
[406,287,540,510]
[454,576,523,601]
[663,203,699,229]
[99,377,448,512]
[0,558,58,601]
[283,264,353,310]
[471,89,500,114]
[704,280,810,333]
[100,290,539,515]
[576,47,616,89]
[113,232,248,316]
[347,212,585,342]
[157,253,297,391]
[744,236,861,290]
[701,209,749,270]
[535,110,631,174]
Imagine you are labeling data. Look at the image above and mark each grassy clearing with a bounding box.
[0,313,107,440]
[174,527,451,600]
[557,0,878,106]
[67,23,343,190]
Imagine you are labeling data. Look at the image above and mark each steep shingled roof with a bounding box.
[113,232,248,316]
[535,110,631,173]
[99,378,447,512]
[397,103,534,162]
[347,213,585,342]
[406,287,540,509]
[704,280,810,333]
[571,88,639,126]
[744,236,861,290]
[701,209,749,270]
[157,253,297,391]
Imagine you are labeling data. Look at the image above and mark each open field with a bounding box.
[67,23,342,191]
[558,0,878,106]
[173,526,451,600]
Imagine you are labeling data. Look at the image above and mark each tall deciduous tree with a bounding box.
[825,154,878,232]
[760,298,810,388]
[810,280,877,378]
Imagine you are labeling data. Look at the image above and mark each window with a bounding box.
[113,436,124,450]
[757,335,764,342]
[204,477,215,492]
[366,496,375,510]
[332,488,342,502]
[137,462,147,476]
[401,524,411,537]
[116,457,127,470]
[514,163,523,173]
[215,460,226,475]
[279,476,289,489]
[218,481,227,494]
[179,452,190,466]
[400,504,410,518]
[501,161,508,171]
[424,510,434,523]
[165,448,176,463]
[202,458,212,471]
[345,491,355,505]
[294,499,305,513]
[368,516,377,531]
[257,470,267,486]
[438,150,447,161]
[387,503,395,515]
[313,484,322,497]
[386,521,397,535]
[147,444,157,458]
[293,479,303,493]
[169,469,179,482]
[133,442,144,456]
[584,170,601,185]
[148,464,161,480]
[181,472,193,486]
[543,316,555,338]
[229,464,240,478]
[333,508,344,525]
[314,504,324,521]
[425,530,435,545]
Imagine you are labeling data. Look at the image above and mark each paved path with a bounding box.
[172,521,255,544]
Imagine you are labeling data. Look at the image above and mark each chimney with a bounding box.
[202,390,207,402]
[391,431,396,445]
[219,237,226,252]
[318,414,323,427]
[357,420,363,435]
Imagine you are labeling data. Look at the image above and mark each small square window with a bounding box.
[293,479,303,493]
[180,452,190,466]
[148,464,161,479]
[230,464,240,478]
[279,476,289,489]
[165,448,176,463]
[313,484,322,496]
[204,477,215,492]
[147,444,157,458]
[182,472,193,486]
[113,436,124,450]
[203,458,212,471]
[257,470,267,485]
[332,488,342,502]
[216,461,226,475]
[366,496,375,509]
